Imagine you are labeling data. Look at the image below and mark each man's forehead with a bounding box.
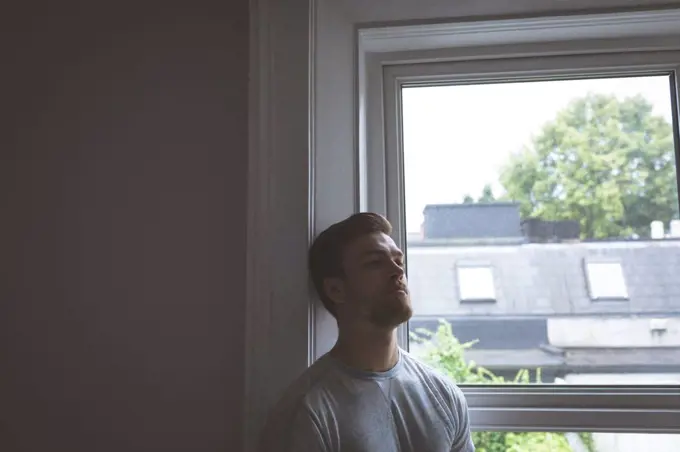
[348,232,401,255]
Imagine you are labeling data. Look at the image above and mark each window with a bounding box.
[398,73,680,387]
[246,6,680,449]
[361,9,680,438]
[457,265,496,302]
[585,261,629,300]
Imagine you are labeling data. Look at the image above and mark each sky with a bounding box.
[401,75,676,232]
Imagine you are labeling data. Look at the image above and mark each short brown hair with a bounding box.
[309,212,392,317]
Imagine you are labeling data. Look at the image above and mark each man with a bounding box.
[260,213,475,452]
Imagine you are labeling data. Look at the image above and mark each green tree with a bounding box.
[411,320,596,452]
[478,184,496,203]
[500,93,678,239]
[462,184,496,204]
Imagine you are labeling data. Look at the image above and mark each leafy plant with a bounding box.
[411,320,596,452]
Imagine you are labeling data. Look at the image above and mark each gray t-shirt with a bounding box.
[260,348,475,452]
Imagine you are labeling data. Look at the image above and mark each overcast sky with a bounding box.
[402,75,676,232]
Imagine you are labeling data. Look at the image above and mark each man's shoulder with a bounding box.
[398,349,471,433]
[259,357,337,452]
[399,349,466,399]
[264,354,337,423]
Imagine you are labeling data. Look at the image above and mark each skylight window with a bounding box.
[457,265,496,302]
[585,261,629,300]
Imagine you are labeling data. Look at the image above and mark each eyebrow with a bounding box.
[361,249,404,258]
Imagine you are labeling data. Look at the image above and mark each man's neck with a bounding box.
[330,325,399,373]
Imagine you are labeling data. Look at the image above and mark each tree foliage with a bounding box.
[499,93,678,239]
[462,184,497,204]
[478,184,496,203]
[411,321,596,452]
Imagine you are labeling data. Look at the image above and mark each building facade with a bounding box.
[408,203,680,384]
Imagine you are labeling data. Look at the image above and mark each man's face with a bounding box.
[333,232,413,328]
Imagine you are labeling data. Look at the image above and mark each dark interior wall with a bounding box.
[1,3,247,451]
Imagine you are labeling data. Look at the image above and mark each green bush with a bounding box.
[410,320,595,452]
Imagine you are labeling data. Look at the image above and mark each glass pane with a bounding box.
[457,266,496,301]
[584,262,628,300]
[402,75,680,385]
[474,431,680,452]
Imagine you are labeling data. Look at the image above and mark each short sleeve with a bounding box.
[259,405,328,452]
[288,408,328,452]
[449,384,475,452]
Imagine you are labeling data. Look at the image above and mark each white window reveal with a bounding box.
[457,265,496,302]
[585,261,629,300]
[245,2,680,446]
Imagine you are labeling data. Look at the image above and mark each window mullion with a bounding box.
[470,407,680,433]
[464,386,680,432]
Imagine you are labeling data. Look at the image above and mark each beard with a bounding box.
[367,290,413,329]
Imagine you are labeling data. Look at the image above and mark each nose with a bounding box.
[390,259,405,278]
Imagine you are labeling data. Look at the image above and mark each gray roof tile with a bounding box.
[406,240,680,316]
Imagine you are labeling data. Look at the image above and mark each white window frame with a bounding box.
[361,10,680,434]
[246,3,680,449]
[584,259,629,301]
[456,264,497,302]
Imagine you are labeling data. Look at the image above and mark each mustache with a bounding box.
[391,280,408,291]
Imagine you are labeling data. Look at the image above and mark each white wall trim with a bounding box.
[359,9,680,53]
[245,1,271,447]
[307,0,319,370]
[245,0,315,450]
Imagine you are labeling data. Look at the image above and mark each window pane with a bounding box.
[402,75,680,385]
[474,431,680,452]
[584,261,628,300]
[457,265,496,301]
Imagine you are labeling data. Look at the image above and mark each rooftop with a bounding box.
[406,238,680,316]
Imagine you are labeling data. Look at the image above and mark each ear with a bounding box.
[323,277,346,305]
